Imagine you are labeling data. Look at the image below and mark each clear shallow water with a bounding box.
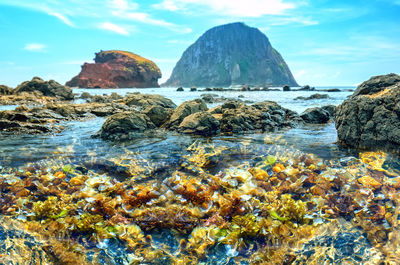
[0,86,356,166]
[74,86,354,113]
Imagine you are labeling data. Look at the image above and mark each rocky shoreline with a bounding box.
[2,73,400,153]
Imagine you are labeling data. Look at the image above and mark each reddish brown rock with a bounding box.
[66,50,161,88]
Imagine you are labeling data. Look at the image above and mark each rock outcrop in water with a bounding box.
[14,77,73,100]
[335,73,400,151]
[163,22,298,87]
[66,50,161,88]
[99,98,303,140]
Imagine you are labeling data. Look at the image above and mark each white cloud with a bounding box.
[24,43,46,52]
[48,12,74,26]
[98,22,130,35]
[153,0,296,17]
[111,10,192,33]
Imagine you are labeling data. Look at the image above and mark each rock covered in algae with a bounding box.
[335,73,400,151]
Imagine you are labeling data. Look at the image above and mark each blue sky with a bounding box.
[0,0,399,87]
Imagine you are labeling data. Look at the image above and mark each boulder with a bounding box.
[14,77,73,100]
[0,85,13,95]
[143,105,172,127]
[99,111,156,140]
[178,111,220,136]
[166,99,208,129]
[177,87,184,92]
[217,100,302,133]
[80,92,92,99]
[321,105,336,117]
[352,73,400,97]
[283,85,291,91]
[190,87,197,92]
[294,94,330,101]
[301,107,331,124]
[297,85,315,91]
[124,93,176,110]
[66,50,162,88]
[335,73,400,151]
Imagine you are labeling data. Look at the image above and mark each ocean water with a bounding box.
[0,87,354,166]
[1,87,400,264]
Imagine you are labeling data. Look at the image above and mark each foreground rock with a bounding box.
[14,77,73,100]
[178,111,220,136]
[99,111,156,140]
[165,99,208,129]
[335,73,400,151]
[0,93,174,135]
[66,50,161,88]
[301,107,331,124]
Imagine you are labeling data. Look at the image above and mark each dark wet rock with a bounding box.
[335,73,400,151]
[165,99,208,129]
[190,87,197,92]
[0,107,64,134]
[321,105,336,117]
[301,107,331,124]
[295,94,330,100]
[214,100,302,134]
[143,105,172,127]
[321,88,341,92]
[177,87,184,91]
[241,85,250,91]
[352,73,400,97]
[297,85,315,91]
[283,85,291,91]
[0,84,13,95]
[14,77,73,100]
[178,111,220,136]
[204,87,213,91]
[80,92,91,99]
[124,93,176,110]
[99,111,156,140]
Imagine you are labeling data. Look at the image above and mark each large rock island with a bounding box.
[66,50,161,88]
[164,22,298,87]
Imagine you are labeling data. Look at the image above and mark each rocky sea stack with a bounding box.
[164,22,298,87]
[66,50,161,88]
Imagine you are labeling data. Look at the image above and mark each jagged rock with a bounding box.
[190,87,197,92]
[165,99,208,129]
[80,92,91,99]
[335,73,400,151]
[143,105,172,127]
[66,50,161,88]
[164,22,298,87]
[14,77,73,100]
[178,111,220,136]
[297,85,315,91]
[321,105,336,117]
[177,87,184,92]
[352,73,400,97]
[99,111,156,140]
[301,107,331,124]
[214,100,302,133]
[124,93,176,110]
[295,94,330,101]
[0,85,13,95]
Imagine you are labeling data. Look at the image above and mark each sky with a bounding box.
[0,0,399,87]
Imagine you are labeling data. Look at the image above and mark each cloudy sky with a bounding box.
[0,0,399,87]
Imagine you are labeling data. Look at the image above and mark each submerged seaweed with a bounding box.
[0,143,399,264]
